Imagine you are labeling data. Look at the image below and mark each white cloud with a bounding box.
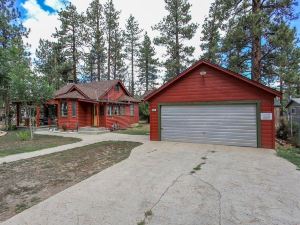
[22,0,60,56]
[22,0,214,59]
[44,0,64,11]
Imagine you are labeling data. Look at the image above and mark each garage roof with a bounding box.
[145,60,282,101]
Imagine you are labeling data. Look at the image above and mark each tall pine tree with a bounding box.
[0,0,29,129]
[54,3,84,83]
[104,0,120,80]
[202,0,298,82]
[84,0,106,81]
[35,39,72,88]
[200,1,222,64]
[137,32,159,92]
[124,15,143,95]
[111,28,127,82]
[153,0,198,81]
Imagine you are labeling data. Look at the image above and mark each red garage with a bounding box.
[144,60,281,149]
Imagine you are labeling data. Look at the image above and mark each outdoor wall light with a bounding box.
[199,70,207,76]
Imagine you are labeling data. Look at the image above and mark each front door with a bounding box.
[93,104,97,127]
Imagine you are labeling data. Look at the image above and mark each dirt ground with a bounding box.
[0,141,141,222]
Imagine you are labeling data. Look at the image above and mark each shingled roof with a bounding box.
[54,80,137,102]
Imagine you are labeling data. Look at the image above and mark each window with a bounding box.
[114,105,120,115]
[130,104,134,116]
[72,101,77,117]
[107,105,112,116]
[114,84,120,92]
[292,107,296,115]
[61,101,68,117]
[120,105,125,116]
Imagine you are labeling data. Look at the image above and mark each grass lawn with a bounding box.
[277,146,300,170]
[0,141,142,222]
[115,123,150,135]
[0,131,81,157]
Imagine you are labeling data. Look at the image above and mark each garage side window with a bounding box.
[130,104,134,116]
[61,101,68,117]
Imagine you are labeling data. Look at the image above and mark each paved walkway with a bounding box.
[0,131,148,164]
[1,141,300,225]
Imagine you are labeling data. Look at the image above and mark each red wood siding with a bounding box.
[148,65,276,149]
[106,103,139,129]
[78,101,92,127]
[57,100,79,130]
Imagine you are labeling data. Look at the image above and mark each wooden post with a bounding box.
[16,103,20,127]
[97,103,100,127]
[36,106,40,127]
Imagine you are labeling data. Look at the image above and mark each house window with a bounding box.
[72,101,77,117]
[114,105,120,115]
[292,107,296,115]
[115,84,120,92]
[61,101,68,117]
[120,105,125,116]
[130,104,134,116]
[107,105,112,116]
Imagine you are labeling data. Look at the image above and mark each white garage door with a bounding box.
[161,104,258,147]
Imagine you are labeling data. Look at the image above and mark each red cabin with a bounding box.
[38,80,140,130]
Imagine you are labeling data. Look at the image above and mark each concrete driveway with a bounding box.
[1,140,300,225]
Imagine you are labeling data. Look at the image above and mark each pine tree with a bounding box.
[137,32,159,92]
[204,0,298,82]
[35,39,72,89]
[153,0,198,81]
[54,3,84,83]
[111,28,128,82]
[104,0,120,80]
[84,0,106,81]
[0,0,29,129]
[200,1,222,64]
[124,15,143,95]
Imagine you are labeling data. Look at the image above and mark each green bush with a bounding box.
[277,119,289,140]
[62,124,67,131]
[139,102,149,123]
[16,131,31,141]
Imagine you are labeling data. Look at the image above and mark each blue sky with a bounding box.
[17,0,56,18]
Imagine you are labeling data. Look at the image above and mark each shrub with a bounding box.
[139,103,149,123]
[277,119,289,140]
[61,124,67,131]
[16,131,31,141]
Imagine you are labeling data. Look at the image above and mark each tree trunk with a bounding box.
[72,26,77,83]
[251,0,262,81]
[279,77,283,116]
[131,42,134,95]
[145,57,149,91]
[4,92,10,130]
[175,1,180,75]
[96,2,101,81]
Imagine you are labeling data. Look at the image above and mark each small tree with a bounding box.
[10,65,54,139]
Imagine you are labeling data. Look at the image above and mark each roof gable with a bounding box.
[145,60,281,101]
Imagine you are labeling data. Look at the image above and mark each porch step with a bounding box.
[35,126,58,132]
[78,127,109,135]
